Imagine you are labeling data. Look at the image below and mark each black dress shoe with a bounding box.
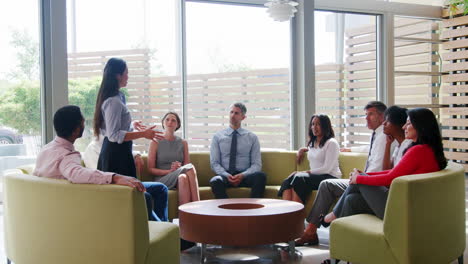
[180,238,196,251]
[321,259,341,264]
[319,214,330,228]
[294,233,319,246]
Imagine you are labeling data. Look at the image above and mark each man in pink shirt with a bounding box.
[34,105,168,222]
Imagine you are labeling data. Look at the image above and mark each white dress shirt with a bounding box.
[350,125,396,173]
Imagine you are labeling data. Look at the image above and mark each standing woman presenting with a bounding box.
[93,58,168,221]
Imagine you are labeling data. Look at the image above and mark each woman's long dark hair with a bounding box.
[307,114,335,148]
[93,58,127,138]
[406,108,447,169]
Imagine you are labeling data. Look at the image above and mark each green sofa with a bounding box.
[329,161,466,264]
[3,169,180,264]
[139,151,368,220]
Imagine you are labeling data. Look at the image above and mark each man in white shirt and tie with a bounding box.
[342,101,390,172]
[316,101,393,204]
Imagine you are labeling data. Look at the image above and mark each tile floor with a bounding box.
[180,228,332,263]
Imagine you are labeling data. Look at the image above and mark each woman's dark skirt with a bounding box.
[278,171,336,203]
[97,137,136,178]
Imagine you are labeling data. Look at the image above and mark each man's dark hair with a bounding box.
[53,105,84,138]
[384,105,408,127]
[364,101,387,114]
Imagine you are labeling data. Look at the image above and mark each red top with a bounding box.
[356,144,440,186]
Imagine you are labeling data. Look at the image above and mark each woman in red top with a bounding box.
[323,108,447,225]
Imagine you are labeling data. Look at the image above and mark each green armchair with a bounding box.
[3,170,180,264]
[329,161,466,264]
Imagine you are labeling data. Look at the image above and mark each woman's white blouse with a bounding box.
[307,138,342,178]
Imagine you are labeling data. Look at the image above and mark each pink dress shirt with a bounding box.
[33,136,113,184]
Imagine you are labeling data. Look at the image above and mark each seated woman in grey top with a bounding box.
[147,112,200,205]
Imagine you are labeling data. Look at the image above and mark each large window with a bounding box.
[315,11,377,147]
[62,0,442,154]
[185,2,291,151]
[67,0,292,153]
[0,0,42,156]
[66,0,181,153]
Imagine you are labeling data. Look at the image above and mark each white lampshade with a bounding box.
[264,0,298,22]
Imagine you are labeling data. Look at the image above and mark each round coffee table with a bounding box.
[179,198,305,262]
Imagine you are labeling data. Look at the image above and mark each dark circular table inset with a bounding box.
[179,198,305,247]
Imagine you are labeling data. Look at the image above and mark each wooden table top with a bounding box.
[179,198,304,216]
[179,198,305,246]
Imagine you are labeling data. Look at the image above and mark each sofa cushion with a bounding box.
[261,151,297,185]
[140,156,157,182]
[189,152,215,186]
[197,185,281,201]
[167,190,179,221]
[16,164,35,175]
[143,151,368,185]
[199,186,251,200]
[339,152,368,178]
[189,151,297,186]
[146,222,180,264]
[139,153,215,183]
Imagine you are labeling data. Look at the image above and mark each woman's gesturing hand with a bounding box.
[133,120,147,131]
[142,125,164,141]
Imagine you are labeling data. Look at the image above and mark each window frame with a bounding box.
[40,0,68,145]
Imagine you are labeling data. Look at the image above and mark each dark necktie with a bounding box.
[120,93,126,104]
[364,131,376,172]
[228,130,238,175]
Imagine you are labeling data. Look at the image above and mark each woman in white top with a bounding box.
[278,114,341,204]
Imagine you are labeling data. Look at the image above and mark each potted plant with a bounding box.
[446,0,468,17]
